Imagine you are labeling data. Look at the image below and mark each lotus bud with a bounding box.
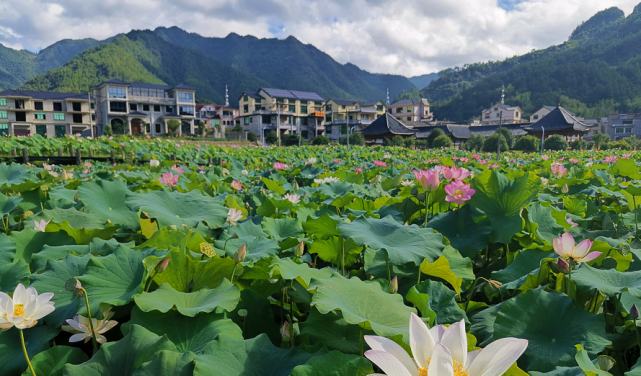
[486,279,502,293]
[149,159,160,168]
[282,321,291,340]
[631,304,640,320]
[237,309,248,318]
[234,244,247,263]
[387,276,398,294]
[155,258,170,273]
[557,258,570,274]
[170,225,178,231]
[561,183,569,194]
[295,241,304,258]
[23,211,34,219]
[294,182,299,191]
[40,184,49,192]
[65,278,83,296]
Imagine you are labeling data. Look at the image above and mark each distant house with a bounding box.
[530,106,556,123]
[415,123,528,147]
[481,104,523,125]
[196,103,239,137]
[387,99,433,122]
[324,99,386,141]
[525,106,591,141]
[606,113,641,140]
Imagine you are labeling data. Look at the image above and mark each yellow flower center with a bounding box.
[13,304,25,318]
[454,190,463,197]
[418,358,469,376]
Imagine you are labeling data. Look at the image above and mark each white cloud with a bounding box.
[0,0,638,76]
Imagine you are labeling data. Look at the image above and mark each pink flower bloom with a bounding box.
[551,163,567,178]
[414,169,440,192]
[356,168,363,173]
[569,158,579,163]
[491,164,500,168]
[444,180,476,205]
[459,157,469,163]
[566,217,578,228]
[274,162,289,170]
[541,155,549,161]
[373,160,387,167]
[159,172,179,187]
[231,180,242,190]
[120,143,125,147]
[442,166,470,181]
[171,165,185,174]
[622,153,632,159]
[604,155,618,163]
[109,136,113,140]
[472,154,480,160]
[553,233,600,263]
[146,135,151,139]
[333,159,342,164]
[82,170,90,174]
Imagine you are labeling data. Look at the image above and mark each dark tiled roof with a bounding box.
[389,99,428,107]
[261,88,325,101]
[414,123,528,139]
[103,79,128,85]
[329,99,359,106]
[173,84,197,90]
[414,125,453,139]
[359,100,382,107]
[526,106,589,132]
[0,89,90,100]
[360,113,417,136]
[245,92,263,99]
[130,82,172,90]
[470,124,529,137]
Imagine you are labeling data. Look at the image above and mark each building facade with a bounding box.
[239,88,326,142]
[387,99,432,122]
[481,104,523,125]
[0,90,95,137]
[92,79,197,136]
[196,104,240,137]
[606,114,641,140]
[529,106,556,123]
[324,99,386,141]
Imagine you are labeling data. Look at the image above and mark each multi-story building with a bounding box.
[606,113,641,140]
[324,99,386,141]
[481,104,524,125]
[0,90,95,137]
[196,104,240,138]
[239,88,325,141]
[387,99,433,122]
[92,79,197,136]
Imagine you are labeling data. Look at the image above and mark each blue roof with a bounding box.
[0,89,90,100]
[95,80,196,91]
[261,88,324,101]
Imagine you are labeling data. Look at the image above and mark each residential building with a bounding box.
[387,99,432,122]
[92,79,197,136]
[529,106,556,123]
[238,88,325,141]
[196,104,240,137]
[324,99,386,141]
[606,113,641,140]
[0,89,95,137]
[526,106,591,141]
[481,104,523,125]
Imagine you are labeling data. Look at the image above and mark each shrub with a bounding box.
[283,134,300,146]
[426,128,445,147]
[265,131,278,145]
[591,131,610,149]
[606,140,631,150]
[103,125,113,136]
[246,132,258,142]
[112,121,125,135]
[384,135,405,147]
[350,132,366,146]
[464,134,485,151]
[498,128,516,149]
[513,135,540,152]
[483,133,509,152]
[432,135,453,148]
[312,135,330,145]
[570,139,587,151]
[415,139,429,150]
[543,134,569,151]
[403,137,415,149]
[167,119,180,137]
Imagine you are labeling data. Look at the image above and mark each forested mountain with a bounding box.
[408,73,439,89]
[417,4,641,122]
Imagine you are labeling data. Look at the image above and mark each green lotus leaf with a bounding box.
[299,308,365,354]
[309,273,416,342]
[214,236,280,263]
[571,264,641,298]
[0,193,22,216]
[63,325,177,376]
[131,350,196,376]
[126,189,227,229]
[289,350,374,376]
[614,159,641,180]
[78,180,140,229]
[406,279,467,326]
[339,215,444,266]
[9,227,75,264]
[261,177,286,194]
[193,334,321,376]
[318,181,353,198]
[0,260,30,293]
[428,205,492,258]
[0,163,37,191]
[269,257,333,289]
[32,238,126,272]
[228,289,281,343]
[47,187,77,204]
[470,170,540,244]
[529,367,584,376]
[493,289,611,372]
[123,306,242,353]
[21,346,88,376]
[527,203,565,243]
[153,248,235,293]
[302,213,340,238]
[309,236,362,267]
[0,325,60,376]
[491,248,556,291]
[261,217,304,240]
[134,281,240,316]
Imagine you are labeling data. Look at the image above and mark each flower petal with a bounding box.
[465,349,482,369]
[440,319,467,365]
[364,335,418,375]
[364,350,414,376]
[428,343,454,376]
[572,239,592,259]
[578,252,601,263]
[429,325,446,343]
[409,313,435,369]
[561,233,575,256]
[69,333,89,343]
[466,338,528,376]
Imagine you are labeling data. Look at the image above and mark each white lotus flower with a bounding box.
[307,157,317,164]
[241,170,249,176]
[226,208,243,226]
[149,159,160,168]
[62,307,118,344]
[0,284,55,330]
[283,193,301,204]
[34,219,50,232]
[401,180,415,187]
[365,313,527,376]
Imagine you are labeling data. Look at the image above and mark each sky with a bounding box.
[0,0,639,77]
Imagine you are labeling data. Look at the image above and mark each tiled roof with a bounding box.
[389,99,428,107]
[469,124,529,137]
[360,113,417,136]
[245,92,263,99]
[261,88,325,101]
[0,89,90,100]
[484,104,520,111]
[359,100,382,107]
[329,99,359,106]
[415,123,529,139]
[526,106,589,132]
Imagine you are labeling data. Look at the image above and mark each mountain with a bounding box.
[0,38,104,90]
[408,73,439,89]
[420,5,641,122]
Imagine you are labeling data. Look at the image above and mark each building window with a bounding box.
[301,106,308,114]
[377,105,383,111]
[254,105,261,111]
[494,107,498,112]
[143,104,150,111]
[53,102,63,111]
[54,113,65,121]
[35,113,46,120]
[243,105,249,113]
[108,87,127,99]
[154,105,161,112]
[533,115,539,120]
[262,115,271,124]
[34,102,43,111]
[130,103,138,111]
[110,102,127,113]
[15,100,25,109]
[407,117,411,121]
[0,99,5,106]
[72,102,81,111]
[300,117,308,126]
[623,120,633,125]
[289,105,296,112]
[91,103,95,110]
[73,114,83,123]
[178,92,194,102]
[0,124,7,136]
[396,108,402,114]
[340,125,347,135]
[407,107,413,112]
[92,114,96,121]
[179,105,194,116]
[516,112,519,117]
[326,105,332,112]
[16,112,26,122]
[155,123,161,133]
[327,126,332,134]
[0,111,7,119]
[485,114,490,119]
[325,115,331,122]
[626,127,633,133]
[244,117,250,125]
[166,105,174,113]
[243,95,248,102]
[249,117,253,123]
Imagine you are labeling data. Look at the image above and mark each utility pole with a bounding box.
[88,90,94,138]
[277,100,281,147]
[541,126,545,153]
[346,108,350,149]
[497,110,502,159]
[297,117,301,147]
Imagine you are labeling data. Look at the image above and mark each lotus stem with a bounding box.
[360,327,364,357]
[230,264,237,284]
[80,287,99,354]
[19,329,36,376]
[635,317,641,352]
[384,252,391,282]
[634,196,639,240]
[465,278,480,312]
[424,191,431,228]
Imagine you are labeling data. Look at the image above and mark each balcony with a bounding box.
[348,107,378,114]
[309,111,325,117]
[128,96,175,105]
[331,119,368,125]
[253,109,292,115]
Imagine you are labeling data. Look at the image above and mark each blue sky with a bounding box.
[0,0,639,76]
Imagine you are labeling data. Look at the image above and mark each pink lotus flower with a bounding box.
[356,168,363,173]
[231,180,243,190]
[274,162,289,170]
[622,153,632,159]
[551,163,567,178]
[459,157,469,163]
[159,172,179,187]
[491,164,500,168]
[471,154,480,160]
[569,158,579,163]
[414,169,440,192]
[566,217,578,228]
[333,159,342,164]
[553,233,600,263]
[171,165,185,174]
[442,166,470,181]
[541,155,549,161]
[445,180,476,205]
[604,155,618,163]
[108,136,114,140]
[146,135,151,139]
[373,160,387,167]
[120,143,125,147]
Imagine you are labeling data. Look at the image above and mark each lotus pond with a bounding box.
[0,139,639,376]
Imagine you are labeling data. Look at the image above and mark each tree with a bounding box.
[570,139,588,150]
[389,135,405,147]
[432,135,453,148]
[283,134,299,146]
[403,137,415,149]
[513,135,540,152]
[591,131,610,150]
[103,125,113,136]
[214,122,222,137]
[265,131,278,145]
[498,128,516,149]
[112,121,125,135]
[543,134,569,151]
[624,135,639,150]
[464,134,485,151]
[483,133,509,152]
[167,119,180,137]
[426,128,445,147]
[233,124,244,140]
[247,132,258,143]
[196,120,206,137]
[415,139,429,150]
[339,133,366,146]
[312,135,330,145]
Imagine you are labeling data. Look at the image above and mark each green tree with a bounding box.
[167,119,180,137]
[624,135,639,150]
[432,135,453,148]
[543,134,569,151]
[196,120,205,137]
[426,128,445,147]
[390,135,405,147]
[591,131,610,150]
[247,131,258,143]
[570,139,588,150]
[464,134,485,151]
[103,125,113,136]
[403,137,415,149]
[513,135,540,152]
[282,134,299,146]
[312,135,330,145]
[498,128,516,149]
[483,133,509,152]
[415,139,429,150]
[265,131,278,145]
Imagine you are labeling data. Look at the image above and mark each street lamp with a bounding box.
[496,110,502,160]
[540,126,545,153]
